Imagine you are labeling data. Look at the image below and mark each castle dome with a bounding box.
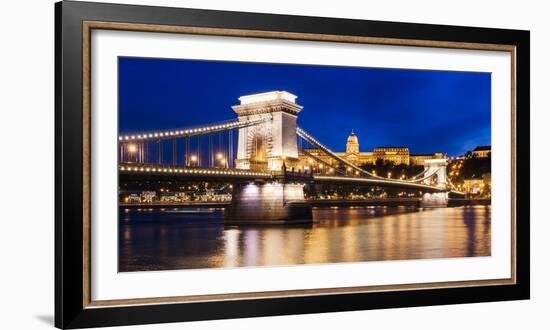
[347,130,359,145]
[346,129,359,154]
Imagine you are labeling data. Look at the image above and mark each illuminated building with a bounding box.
[126,194,141,203]
[470,145,491,158]
[410,153,445,165]
[140,191,156,203]
[160,194,178,203]
[337,130,374,165]
[463,178,484,194]
[346,130,359,153]
[463,173,491,196]
[299,130,442,167]
[373,147,410,165]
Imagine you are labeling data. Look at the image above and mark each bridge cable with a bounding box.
[300,148,345,175]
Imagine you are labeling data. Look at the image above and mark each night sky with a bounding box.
[119,57,491,156]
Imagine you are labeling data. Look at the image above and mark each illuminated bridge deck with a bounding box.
[119,163,272,180]
[312,175,449,193]
[119,163,461,195]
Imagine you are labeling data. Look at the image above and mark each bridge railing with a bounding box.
[272,167,314,180]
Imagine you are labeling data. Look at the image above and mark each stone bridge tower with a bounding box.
[423,159,447,188]
[421,158,449,207]
[233,91,303,172]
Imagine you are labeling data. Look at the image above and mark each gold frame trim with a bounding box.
[82,20,517,308]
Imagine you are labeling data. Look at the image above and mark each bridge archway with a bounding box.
[247,124,270,171]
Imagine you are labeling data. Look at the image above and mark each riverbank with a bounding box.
[119,198,491,209]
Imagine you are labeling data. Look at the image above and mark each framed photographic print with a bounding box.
[55,1,530,328]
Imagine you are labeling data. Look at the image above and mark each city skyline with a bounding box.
[119,57,491,156]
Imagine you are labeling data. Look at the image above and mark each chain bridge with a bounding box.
[118,91,463,224]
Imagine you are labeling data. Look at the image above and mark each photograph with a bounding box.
[117,57,492,272]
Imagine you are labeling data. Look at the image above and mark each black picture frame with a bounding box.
[55,1,530,328]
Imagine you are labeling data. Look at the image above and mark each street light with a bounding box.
[126,144,138,163]
[127,144,137,153]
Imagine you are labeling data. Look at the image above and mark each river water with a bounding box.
[118,205,491,272]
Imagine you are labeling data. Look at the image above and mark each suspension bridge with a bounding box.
[118,91,462,224]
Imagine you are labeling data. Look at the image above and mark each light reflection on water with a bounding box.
[118,206,491,272]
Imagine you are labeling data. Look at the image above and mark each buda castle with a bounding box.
[301,130,443,167]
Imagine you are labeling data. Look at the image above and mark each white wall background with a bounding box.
[0,0,546,329]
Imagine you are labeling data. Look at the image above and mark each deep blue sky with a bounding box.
[119,57,491,156]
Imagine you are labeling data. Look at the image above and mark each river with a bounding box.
[118,205,491,272]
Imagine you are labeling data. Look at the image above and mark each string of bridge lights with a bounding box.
[118,118,270,142]
[119,165,271,177]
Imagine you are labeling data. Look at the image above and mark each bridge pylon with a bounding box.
[421,158,449,207]
[232,91,303,172]
[226,180,313,224]
[423,158,448,188]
